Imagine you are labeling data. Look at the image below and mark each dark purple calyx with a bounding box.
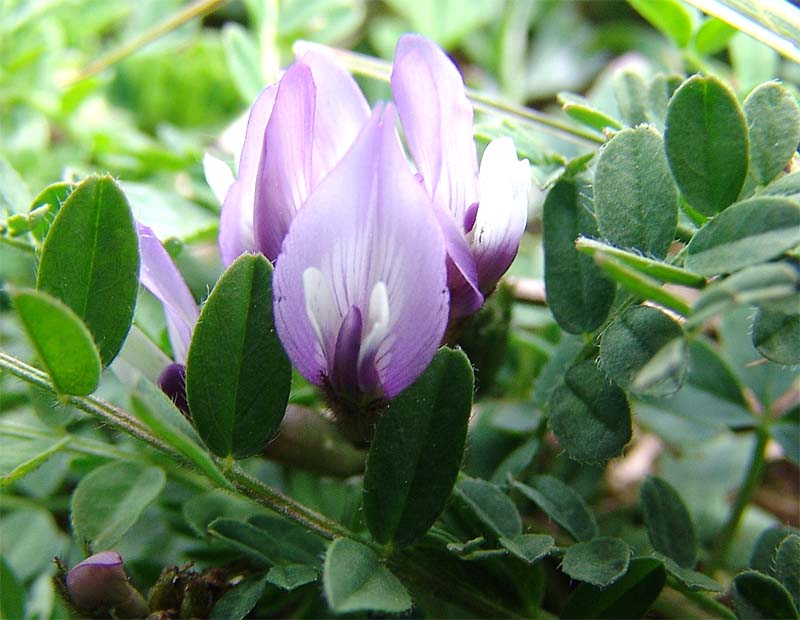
[157,362,189,417]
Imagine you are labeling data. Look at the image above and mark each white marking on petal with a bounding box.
[202,153,235,205]
[303,267,340,365]
[358,280,390,371]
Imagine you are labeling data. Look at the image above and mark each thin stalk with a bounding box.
[0,352,171,453]
[64,0,230,85]
[682,0,800,63]
[1,349,533,617]
[304,43,605,146]
[668,578,736,620]
[0,350,358,543]
[709,424,771,570]
[226,465,366,545]
[0,235,36,254]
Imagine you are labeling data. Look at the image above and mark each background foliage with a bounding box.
[1,0,798,619]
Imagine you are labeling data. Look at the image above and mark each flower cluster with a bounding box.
[143,34,530,410]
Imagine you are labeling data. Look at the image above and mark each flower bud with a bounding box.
[157,362,189,417]
[66,551,149,619]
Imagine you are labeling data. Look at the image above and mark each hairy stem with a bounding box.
[709,424,771,570]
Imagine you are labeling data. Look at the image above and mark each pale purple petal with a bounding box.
[253,55,369,262]
[391,34,479,226]
[137,223,198,363]
[273,104,449,399]
[299,49,370,185]
[470,137,532,293]
[219,85,278,266]
[254,63,315,261]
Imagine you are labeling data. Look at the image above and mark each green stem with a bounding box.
[226,465,369,546]
[668,578,736,620]
[709,423,771,570]
[1,349,529,617]
[0,235,36,254]
[309,44,605,146]
[0,351,172,453]
[64,0,230,85]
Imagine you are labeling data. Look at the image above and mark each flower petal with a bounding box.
[218,85,278,265]
[253,62,316,261]
[203,153,234,205]
[137,223,198,363]
[253,53,369,263]
[391,34,479,226]
[273,104,449,399]
[299,49,370,185]
[470,137,531,293]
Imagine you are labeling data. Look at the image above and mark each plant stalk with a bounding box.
[64,0,230,85]
[709,423,771,570]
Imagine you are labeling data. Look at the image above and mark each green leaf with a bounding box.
[647,74,684,131]
[499,534,555,564]
[0,557,25,620]
[561,557,667,619]
[363,347,473,547]
[753,308,800,366]
[543,176,615,334]
[210,575,268,620]
[600,305,687,397]
[558,92,623,132]
[0,153,31,214]
[627,0,692,47]
[562,537,632,587]
[71,461,166,550]
[186,253,291,459]
[27,181,73,241]
[13,290,101,396]
[267,564,319,590]
[772,423,800,467]
[130,379,232,490]
[689,263,799,327]
[183,490,262,538]
[0,509,67,582]
[762,172,800,202]
[751,527,800,578]
[453,477,523,539]
[510,476,598,542]
[665,75,749,215]
[777,536,800,609]
[694,18,737,55]
[548,361,632,462]
[658,555,723,591]
[576,237,705,288]
[614,71,650,126]
[0,435,70,488]
[640,476,698,568]
[323,538,412,614]
[221,23,263,102]
[732,571,799,620]
[594,126,678,258]
[37,175,139,365]
[209,515,325,567]
[684,197,800,276]
[744,82,800,185]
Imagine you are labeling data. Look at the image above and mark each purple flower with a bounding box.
[137,222,198,412]
[391,34,531,317]
[212,49,370,266]
[66,551,149,618]
[272,104,449,405]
